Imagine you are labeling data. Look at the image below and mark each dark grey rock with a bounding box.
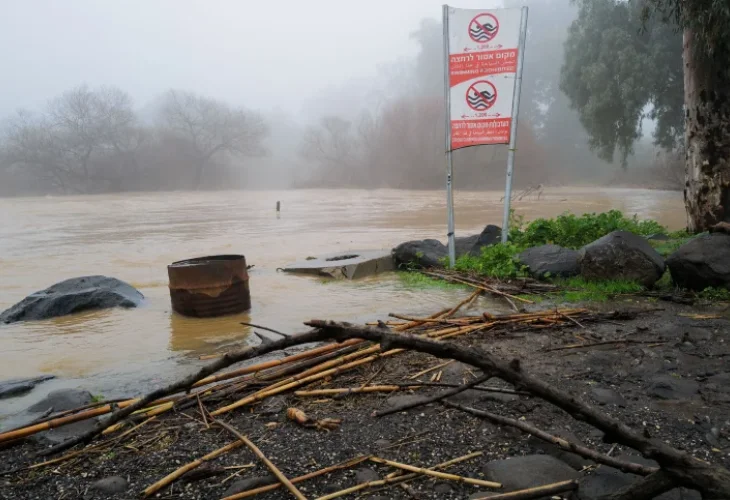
[0,276,144,324]
[455,225,502,257]
[527,428,594,470]
[590,387,627,407]
[482,455,580,491]
[647,375,699,400]
[223,475,276,497]
[28,389,93,412]
[354,468,380,483]
[91,476,128,495]
[0,375,55,400]
[392,239,447,269]
[517,244,581,279]
[258,395,287,415]
[579,231,666,287]
[434,482,454,494]
[26,389,96,444]
[385,394,425,410]
[577,461,701,500]
[374,439,392,450]
[667,233,730,291]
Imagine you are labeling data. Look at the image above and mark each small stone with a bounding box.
[354,468,380,483]
[434,482,454,494]
[91,476,128,494]
[374,439,391,450]
[590,387,627,407]
[223,476,276,497]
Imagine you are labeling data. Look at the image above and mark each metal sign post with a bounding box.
[442,5,456,267]
[501,6,529,242]
[442,4,529,262]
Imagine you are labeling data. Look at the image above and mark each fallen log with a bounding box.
[304,320,730,499]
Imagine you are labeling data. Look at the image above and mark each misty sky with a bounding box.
[1,0,502,119]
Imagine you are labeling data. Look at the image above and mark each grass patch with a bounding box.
[697,287,730,302]
[454,242,527,279]
[553,277,644,302]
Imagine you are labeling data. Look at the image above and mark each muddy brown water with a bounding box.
[0,188,684,421]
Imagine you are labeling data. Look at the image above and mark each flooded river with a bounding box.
[0,187,684,418]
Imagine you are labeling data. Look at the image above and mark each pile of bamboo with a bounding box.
[0,291,602,498]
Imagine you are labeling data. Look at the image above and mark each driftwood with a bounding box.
[443,401,657,476]
[373,374,491,418]
[37,329,333,457]
[305,320,730,500]
[470,479,577,500]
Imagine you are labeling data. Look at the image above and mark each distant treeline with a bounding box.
[0,86,267,195]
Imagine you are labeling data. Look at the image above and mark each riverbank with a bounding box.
[2,295,729,499]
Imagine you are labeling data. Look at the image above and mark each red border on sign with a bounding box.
[468,13,500,43]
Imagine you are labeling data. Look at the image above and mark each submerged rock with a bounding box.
[392,239,448,269]
[25,389,97,444]
[667,233,730,291]
[455,225,501,257]
[579,231,665,287]
[0,375,55,400]
[0,275,144,324]
[517,244,580,279]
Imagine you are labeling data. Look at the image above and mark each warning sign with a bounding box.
[469,13,499,43]
[466,81,497,111]
[446,7,522,147]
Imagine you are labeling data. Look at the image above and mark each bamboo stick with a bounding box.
[368,456,501,488]
[294,383,527,397]
[389,314,478,325]
[317,451,483,500]
[143,441,244,497]
[408,360,455,380]
[423,273,533,304]
[469,479,577,499]
[214,420,307,500]
[221,455,370,500]
[193,339,364,387]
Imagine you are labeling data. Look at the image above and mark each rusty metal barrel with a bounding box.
[167,255,251,317]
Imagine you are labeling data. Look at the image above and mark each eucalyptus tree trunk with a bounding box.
[683,29,730,232]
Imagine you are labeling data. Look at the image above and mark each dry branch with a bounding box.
[374,374,491,418]
[444,402,657,475]
[469,479,577,500]
[142,440,243,496]
[214,419,307,500]
[304,320,730,499]
[368,456,501,489]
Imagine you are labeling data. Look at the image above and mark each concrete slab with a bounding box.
[281,250,395,279]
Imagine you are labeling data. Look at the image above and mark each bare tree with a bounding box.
[159,90,267,189]
[1,86,141,193]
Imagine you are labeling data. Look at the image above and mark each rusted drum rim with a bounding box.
[168,254,251,317]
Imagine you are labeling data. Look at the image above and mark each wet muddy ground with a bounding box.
[2,299,729,499]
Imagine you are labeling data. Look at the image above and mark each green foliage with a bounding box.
[454,243,527,279]
[697,287,730,302]
[561,0,683,164]
[513,210,667,249]
[555,277,644,302]
[649,237,690,257]
[398,272,463,290]
[91,394,105,403]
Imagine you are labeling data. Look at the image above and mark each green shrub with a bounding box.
[511,210,667,249]
[454,242,526,279]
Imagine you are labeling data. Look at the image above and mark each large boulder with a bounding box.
[392,239,447,269]
[517,244,580,279]
[455,225,502,257]
[666,233,730,291]
[579,231,665,287]
[0,276,144,324]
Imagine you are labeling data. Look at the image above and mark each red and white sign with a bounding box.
[447,7,522,149]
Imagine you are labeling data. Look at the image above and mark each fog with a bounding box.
[0,0,678,195]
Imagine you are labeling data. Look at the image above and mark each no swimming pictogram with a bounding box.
[469,13,499,43]
[466,80,497,111]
